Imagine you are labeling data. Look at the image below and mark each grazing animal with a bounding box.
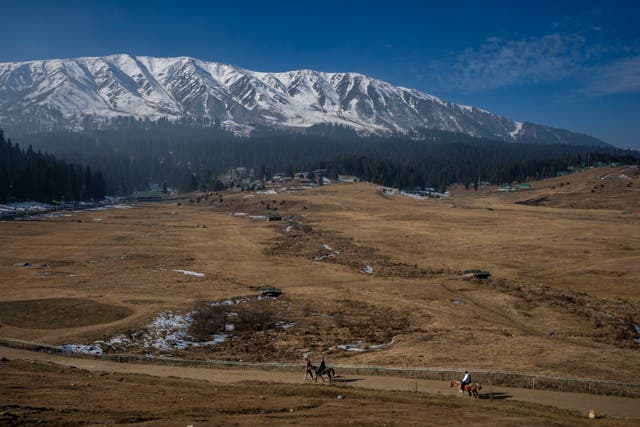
[450,380,482,398]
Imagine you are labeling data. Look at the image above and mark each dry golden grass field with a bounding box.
[0,165,639,425]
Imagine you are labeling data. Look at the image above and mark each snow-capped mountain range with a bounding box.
[0,54,605,145]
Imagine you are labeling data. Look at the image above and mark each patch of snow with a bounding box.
[510,121,523,139]
[249,215,267,220]
[231,212,247,216]
[363,265,374,274]
[256,189,277,195]
[13,262,31,267]
[316,243,340,261]
[276,321,296,331]
[337,341,364,352]
[336,338,394,352]
[60,295,275,357]
[6,201,55,212]
[173,269,205,278]
[285,225,293,232]
[367,338,395,350]
[378,186,448,200]
[60,344,103,355]
[634,324,640,344]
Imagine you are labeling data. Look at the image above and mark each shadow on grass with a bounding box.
[479,392,512,400]
[328,377,362,384]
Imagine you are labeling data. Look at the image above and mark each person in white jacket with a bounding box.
[460,371,471,393]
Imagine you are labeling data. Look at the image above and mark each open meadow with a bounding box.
[1,165,639,425]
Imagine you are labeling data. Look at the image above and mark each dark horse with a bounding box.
[314,366,335,383]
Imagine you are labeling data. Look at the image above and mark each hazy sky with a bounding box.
[1,0,639,148]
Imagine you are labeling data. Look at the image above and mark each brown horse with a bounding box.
[450,380,482,398]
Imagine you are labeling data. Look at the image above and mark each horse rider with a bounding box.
[460,370,471,393]
[316,356,327,377]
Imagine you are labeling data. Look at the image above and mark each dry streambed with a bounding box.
[267,219,457,278]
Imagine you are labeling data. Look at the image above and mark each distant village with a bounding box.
[128,167,363,201]
[127,161,627,201]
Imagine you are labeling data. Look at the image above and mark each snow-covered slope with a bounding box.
[0,54,606,145]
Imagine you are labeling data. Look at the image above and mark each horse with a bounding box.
[314,366,336,383]
[450,380,482,398]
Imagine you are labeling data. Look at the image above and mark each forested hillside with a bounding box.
[0,129,106,203]
[11,123,637,194]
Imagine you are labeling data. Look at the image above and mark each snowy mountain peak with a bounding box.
[0,54,606,145]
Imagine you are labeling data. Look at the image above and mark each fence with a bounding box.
[1,337,639,398]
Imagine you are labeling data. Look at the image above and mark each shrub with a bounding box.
[189,302,227,341]
[234,301,280,332]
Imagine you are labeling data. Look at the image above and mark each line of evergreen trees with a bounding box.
[5,122,638,195]
[0,129,106,204]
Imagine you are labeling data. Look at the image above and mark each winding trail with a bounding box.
[2,346,639,420]
[600,165,638,180]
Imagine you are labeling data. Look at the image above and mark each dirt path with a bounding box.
[600,165,638,180]
[2,347,638,420]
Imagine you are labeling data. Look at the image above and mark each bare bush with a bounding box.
[234,301,280,332]
[300,301,312,317]
[189,302,227,341]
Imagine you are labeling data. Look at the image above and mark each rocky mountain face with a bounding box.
[0,54,606,146]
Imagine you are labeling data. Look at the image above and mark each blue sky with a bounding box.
[1,0,639,148]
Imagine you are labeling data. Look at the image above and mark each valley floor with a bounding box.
[0,166,638,424]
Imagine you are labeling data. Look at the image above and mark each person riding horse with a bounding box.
[316,356,327,376]
[460,371,471,393]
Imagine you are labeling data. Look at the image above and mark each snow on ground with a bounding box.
[315,243,340,261]
[336,338,394,353]
[61,296,276,356]
[60,344,104,356]
[368,338,395,350]
[363,265,374,274]
[276,321,296,331]
[5,201,54,211]
[322,244,335,252]
[378,186,448,200]
[0,202,133,220]
[634,324,640,344]
[173,269,205,277]
[510,121,524,139]
[336,341,364,352]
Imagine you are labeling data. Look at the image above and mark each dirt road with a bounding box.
[2,347,638,420]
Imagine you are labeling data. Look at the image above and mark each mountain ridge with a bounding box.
[0,54,607,146]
